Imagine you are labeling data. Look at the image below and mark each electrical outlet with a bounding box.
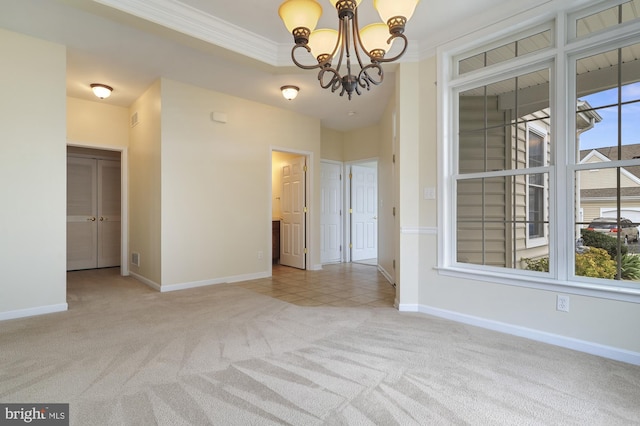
[257,251,264,260]
[557,295,570,312]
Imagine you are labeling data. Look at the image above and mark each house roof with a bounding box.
[581,144,640,181]
[580,143,640,198]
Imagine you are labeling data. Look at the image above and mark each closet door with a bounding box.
[67,156,121,271]
[67,157,98,270]
[97,160,121,267]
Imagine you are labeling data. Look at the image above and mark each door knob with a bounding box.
[87,216,96,221]
[100,217,104,221]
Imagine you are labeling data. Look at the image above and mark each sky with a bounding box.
[578,82,640,150]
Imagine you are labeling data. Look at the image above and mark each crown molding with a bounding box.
[93,0,280,66]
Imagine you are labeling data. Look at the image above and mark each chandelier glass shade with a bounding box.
[278,0,419,99]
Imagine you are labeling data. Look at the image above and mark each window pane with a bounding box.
[576,0,640,38]
[457,175,550,270]
[458,30,552,75]
[575,41,640,285]
[575,168,640,282]
[459,70,550,173]
[621,102,640,147]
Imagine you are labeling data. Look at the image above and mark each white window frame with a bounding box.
[437,0,640,303]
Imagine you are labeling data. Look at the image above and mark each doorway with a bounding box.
[67,147,122,271]
[272,150,308,270]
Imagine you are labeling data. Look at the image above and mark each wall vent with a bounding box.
[130,112,139,128]
[131,252,140,267]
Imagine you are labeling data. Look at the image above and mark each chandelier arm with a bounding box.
[376,34,409,63]
[317,67,342,90]
[291,44,324,70]
[358,63,384,90]
[352,6,376,65]
[357,63,384,91]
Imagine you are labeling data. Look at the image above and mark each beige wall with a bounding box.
[321,127,344,161]
[67,97,130,148]
[129,80,162,284]
[377,98,397,284]
[0,29,67,318]
[159,78,321,287]
[343,125,380,161]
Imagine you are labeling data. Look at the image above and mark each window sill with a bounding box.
[435,265,640,303]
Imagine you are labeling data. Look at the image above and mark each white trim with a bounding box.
[67,142,129,277]
[129,271,269,293]
[378,265,394,285]
[271,146,314,271]
[0,304,68,321]
[437,265,640,301]
[401,304,640,366]
[129,271,161,291]
[161,272,269,292]
[400,226,437,235]
[93,0,279,66]
[320,159,345,265]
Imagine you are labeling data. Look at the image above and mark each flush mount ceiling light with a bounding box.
[279,0,420,100]
[90,83,113,99]
[281,85,300,100]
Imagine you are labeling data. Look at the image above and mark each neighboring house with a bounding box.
[579,143,640,226]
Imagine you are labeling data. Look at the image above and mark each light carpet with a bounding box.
[0,267,639,425]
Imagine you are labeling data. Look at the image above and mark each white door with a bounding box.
[321,161,342,263]
[280,156,306,269]
[97,160,121,268]
[351,164,378,261]
[67,157,98,270]
[67,156,121,270]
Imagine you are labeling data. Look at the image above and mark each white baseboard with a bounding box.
[130,271,270,292]
[129,272,161,291]
[378,266,394,285]
[400,304,640,366]
[0,303,68,321]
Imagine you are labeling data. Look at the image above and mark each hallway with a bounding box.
[236,263,395,307]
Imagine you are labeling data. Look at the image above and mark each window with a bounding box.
[573,43,640,281]
[441,1,640,297]
[456,67,551,269]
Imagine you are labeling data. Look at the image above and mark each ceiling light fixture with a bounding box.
[278,0,420,100]
[90,83,113,99]
[281,85,300,100]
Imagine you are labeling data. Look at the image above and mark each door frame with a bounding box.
[67,142,129,276]
[320,159,344,264]
[344,158,379,264]
[270,147,313,273]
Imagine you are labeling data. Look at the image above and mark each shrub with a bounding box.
[580,229,628,259]
[621,254,640,281]
[522,257,549,272]
[575,247,617,279]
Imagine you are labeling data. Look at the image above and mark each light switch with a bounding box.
[424,187,436,200]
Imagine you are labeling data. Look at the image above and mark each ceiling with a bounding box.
[0,0,552,131]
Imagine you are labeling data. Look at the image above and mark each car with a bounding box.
[586,217,639,243]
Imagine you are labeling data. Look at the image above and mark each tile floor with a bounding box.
[235,263,396,308]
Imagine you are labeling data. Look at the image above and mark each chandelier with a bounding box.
[278,0,420,99]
